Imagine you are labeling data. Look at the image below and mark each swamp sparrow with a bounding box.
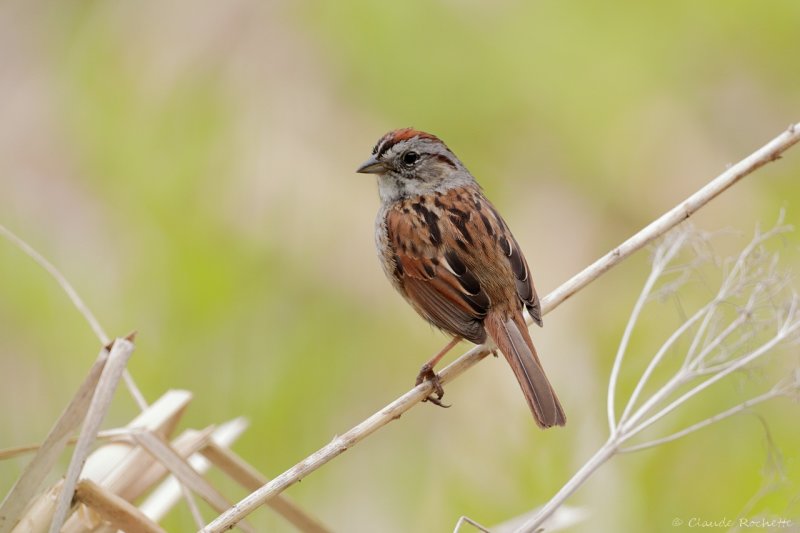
[357,128,565,428]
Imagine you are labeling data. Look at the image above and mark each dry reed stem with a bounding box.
[0,429,139,462]
[79,390,192,498]
[0,351,108,533]
[138,419,248,522]
[73,480,166,533]
[133,432,256,533]
[136,418,333,532]
[201,442,333,533]
[58,392,197,532]
[6,392,193,532]
[8,481,63,533]
[202,123,800,533]
[58,403,262,532]
[8,390,328,532]
[49,338,136,533]
[111,427,215,506]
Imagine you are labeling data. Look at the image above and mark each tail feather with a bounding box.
[485,312,566,428]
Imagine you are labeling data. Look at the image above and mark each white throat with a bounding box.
[376,171,474,203]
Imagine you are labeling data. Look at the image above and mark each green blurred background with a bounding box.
[1,1,799,531]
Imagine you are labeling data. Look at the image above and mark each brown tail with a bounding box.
[485,311,566,428]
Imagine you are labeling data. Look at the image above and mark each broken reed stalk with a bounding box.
[73,480,166,533]
[49,338,136,533]
[0,351,109,532]
[202,123,800,533]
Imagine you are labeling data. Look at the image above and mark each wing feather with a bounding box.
[484,203,542,326]
[386,207,489,344]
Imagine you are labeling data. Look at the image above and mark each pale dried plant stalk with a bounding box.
[72,480,166,533]
[1,349,109,532]
[518,217,800,532]
[0,428,142,462]
[49,338,136,533]
[3,386,328,532]
[137,419,248,523]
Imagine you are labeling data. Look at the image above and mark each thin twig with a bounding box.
[626,311,800,439]
[0,225,109,345]
[608,232,687,432]
[202,124,800,533]
[180,483,206,530]
[618,386,790,453]
[619,216,793,433]
[0,224,148,410]
[618,303,709,426]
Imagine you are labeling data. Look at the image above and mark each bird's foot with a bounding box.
[415,363,450,408]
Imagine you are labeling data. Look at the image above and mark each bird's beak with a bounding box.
[356,156,385,174]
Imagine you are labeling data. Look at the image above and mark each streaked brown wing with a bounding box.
[484,202,543,326]
[386,207,489,344]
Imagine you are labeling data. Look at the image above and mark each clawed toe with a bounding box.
[415,364,450,408]
[424,393,450,408]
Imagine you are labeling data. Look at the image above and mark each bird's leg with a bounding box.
[415,336,461,408]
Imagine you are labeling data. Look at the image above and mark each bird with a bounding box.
[357,128,566,428]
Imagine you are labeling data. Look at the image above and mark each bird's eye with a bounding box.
[401,151,420,167]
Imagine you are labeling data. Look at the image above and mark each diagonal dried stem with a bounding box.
[48,338,136,533]
[0,224,148,410]
[134,431,257,533]
[73,480,166,533]
[0,350,108,532]
[0,225,110,346]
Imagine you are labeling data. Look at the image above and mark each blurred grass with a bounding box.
[1,0,799,531]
